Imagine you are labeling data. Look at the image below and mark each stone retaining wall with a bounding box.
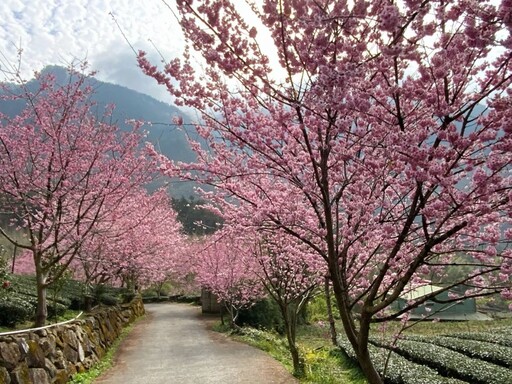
[0,298,144,384]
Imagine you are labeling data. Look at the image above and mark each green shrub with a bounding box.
[237,297,284,333]
[306,294,340,323]
[141,289,157,298]
[446,329,512,348]
[47,301,67,319]
[408,334,512,369]
[120,291,136,304]
[376,337,512,384]
[175,295,200,304]
[69,296,84,310]
[98,294,118,306]
[338,336,467,384]
[0,294,35,327]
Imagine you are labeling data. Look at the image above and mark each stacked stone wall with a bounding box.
[0,298,144,384]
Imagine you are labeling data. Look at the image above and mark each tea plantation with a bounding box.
[338,326,512,384]
[0,274,133,330]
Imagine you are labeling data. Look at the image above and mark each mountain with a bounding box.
[0,66,199,197]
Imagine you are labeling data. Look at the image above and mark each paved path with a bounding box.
[95,303,298,384]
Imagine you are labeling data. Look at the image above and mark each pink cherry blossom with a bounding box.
[140,1,512,382]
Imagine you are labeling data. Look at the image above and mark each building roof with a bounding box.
[405,312,492,321]
[400,284,444,301]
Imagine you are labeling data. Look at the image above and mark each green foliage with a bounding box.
[120,291,136,304]
[0,251,8,278]
[237,327,292,367]
[171,196,223,235]
[305,294,340,323]
[338,337,466,384]
[98,293,119,306]
[237,297,284,333]
[445,328,512,347]
[47,301,68,319]
[92,284,124,306]
[407,334,512,369]
[0,255,10,299]
[301,346,366,384]
[0,274,130,329]
[174,294,201,304]
[0,294,35,327]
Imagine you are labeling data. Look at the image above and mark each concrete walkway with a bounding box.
[95,303,298,384]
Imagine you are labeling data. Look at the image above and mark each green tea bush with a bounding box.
[0,294,35,327]
[408,334,512,368]
[98,293,119,306]
[380,337,512,384]
[446,330,512,348]
[237,297,284,333]
[47,301,68,318]
[120,291,136,304]
[338,336,467,384]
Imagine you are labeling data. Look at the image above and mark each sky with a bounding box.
[0,0,185,103]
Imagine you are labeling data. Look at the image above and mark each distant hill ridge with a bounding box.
[0,65,198,196]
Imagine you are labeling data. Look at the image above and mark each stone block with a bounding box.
[16,339,28,359]
[0,342,21,370]
[62,344,78,363]
[9,362,29,384]
[51,369,68,384]
[28,368,49,384]
[40,334,57,358]
[61,330,79,351]
[53,351,66,370]
[0,366,10,384]
[66,362,77,377]
[44,358,57,378]
[34,329,47,338]
[26,340,45,368]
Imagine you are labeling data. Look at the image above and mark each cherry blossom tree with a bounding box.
[193,230,265,327]
[70,188,184,302]
[251,229,325,376]
[139,1,512,382]
[0,66,156,326]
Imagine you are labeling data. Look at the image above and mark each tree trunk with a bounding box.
[84,295,93,312]
[282,305,305,378]
[11,245,17,274]
[324,276,337,346]
[287,336,304,378]
[356,345,383,384]
[329,265,383,384]
[220,304,225,326]
[35,268,48,327]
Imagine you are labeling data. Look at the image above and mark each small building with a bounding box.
[201,288,222,313]
[396,284,491,321]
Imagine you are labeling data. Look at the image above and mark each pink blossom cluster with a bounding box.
[140,1,512,381]
[0,66,184,324]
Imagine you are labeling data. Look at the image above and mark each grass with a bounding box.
[212,316,512,384]
[212,321,367,384]
[297,325,367,384]
[69,315,144,384]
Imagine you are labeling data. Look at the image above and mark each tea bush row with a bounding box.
[337,336,466,384]
[375,337,512,384]
[445,329,512,348]
[407,334,512,368]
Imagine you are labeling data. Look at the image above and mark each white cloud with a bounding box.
[0,0,184,102]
